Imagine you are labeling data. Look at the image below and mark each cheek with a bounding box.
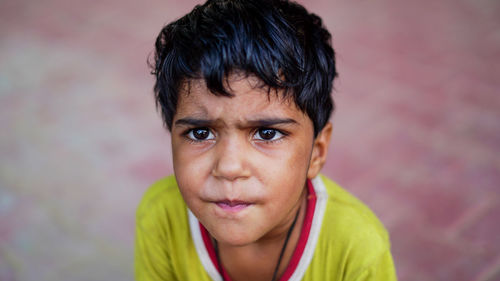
[276,141,311,173]
[260,143,311,195]
[173,138,212,169]
[173,154,210,215]
[172,143,212,195]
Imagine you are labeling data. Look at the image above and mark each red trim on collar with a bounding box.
[200,223,232,280]
[199,179,318,281]
[278,179,316,280]
[200,223,223,273]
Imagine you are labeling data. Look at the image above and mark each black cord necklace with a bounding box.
[214,207,301,281]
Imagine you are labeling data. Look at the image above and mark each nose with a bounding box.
[211,135,251,181]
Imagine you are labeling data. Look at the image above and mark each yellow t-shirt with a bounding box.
[135,175,397,281]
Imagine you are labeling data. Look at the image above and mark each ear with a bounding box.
[307,122,333,179]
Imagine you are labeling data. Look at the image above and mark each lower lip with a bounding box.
[216,202,252,212]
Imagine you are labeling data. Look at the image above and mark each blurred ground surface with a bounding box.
[0,0,499,280]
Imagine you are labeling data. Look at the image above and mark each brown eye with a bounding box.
[193,128,209,139]
[254,128,286,142]
[258,128,277,140]
[187,128,214,141]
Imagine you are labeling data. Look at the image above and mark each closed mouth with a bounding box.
[215,200,252,212]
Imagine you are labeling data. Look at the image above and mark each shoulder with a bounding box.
[136,175,187,232]
[135,176,196,280]
[320,174,389,244]
[137,175,184,212]
[308,175,395,279]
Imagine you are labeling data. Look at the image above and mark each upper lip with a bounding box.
[214,200,252,206]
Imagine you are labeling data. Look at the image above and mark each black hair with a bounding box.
[151,0,338,136]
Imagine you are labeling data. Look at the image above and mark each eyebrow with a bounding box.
[174,117,298,127]
[246,118,298,127]
[174,118,214,127]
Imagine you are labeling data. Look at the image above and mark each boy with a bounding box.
[135,0,397,280]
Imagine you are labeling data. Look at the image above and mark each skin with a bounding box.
[171,74,332,281]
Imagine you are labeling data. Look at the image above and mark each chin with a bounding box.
[211,227,259,247]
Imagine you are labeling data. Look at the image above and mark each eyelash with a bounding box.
[253,128,287,143]
[183,127,215,143]
[182,127,288,144]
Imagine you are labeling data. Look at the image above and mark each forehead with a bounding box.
[174,75,309,124]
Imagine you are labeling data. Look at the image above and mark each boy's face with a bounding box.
[171,75,328,246]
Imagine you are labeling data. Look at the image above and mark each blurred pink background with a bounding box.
[1,0,499,280]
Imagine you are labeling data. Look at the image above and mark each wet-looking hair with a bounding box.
[151,0,338,137]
